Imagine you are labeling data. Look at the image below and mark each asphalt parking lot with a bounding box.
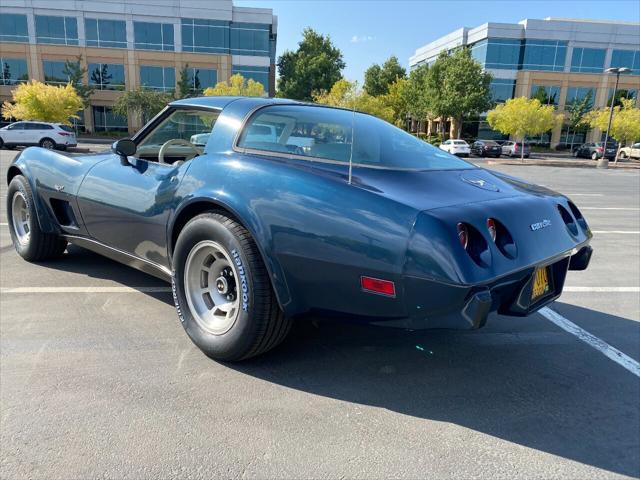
[1,146,638,479]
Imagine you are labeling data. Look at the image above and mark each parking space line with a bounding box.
[592,230,640,234]
[0,286,171,294]
[539,307,640,378]
[580,207,640,211]
[563,287,640,292]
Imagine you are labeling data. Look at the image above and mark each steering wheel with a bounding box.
[158,139,200,164]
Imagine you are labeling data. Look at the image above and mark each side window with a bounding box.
[136,108,220,162]
[238,105,353,162]
[8,123,24,130]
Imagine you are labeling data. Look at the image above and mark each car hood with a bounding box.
[351,167,562,212]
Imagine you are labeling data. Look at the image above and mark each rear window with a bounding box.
[453,140,467,145]
[58,125,74,133]
[237,105,475,171]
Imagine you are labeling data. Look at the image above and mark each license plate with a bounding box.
[531,266,551,301]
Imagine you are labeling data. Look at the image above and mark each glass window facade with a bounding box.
[610,50,640,75]
[134,21,174,51]
[530,85,561,106]
[181,18,229,53]
[42,60,69,85]
[521,40,567,71]
[0,13,28,43]
[1,58,29,85]
[92,106,127,132]
[570,48,606,73]
[35,15,78,45]
[230,23,270,56]
[470,38,521,70]
[607,88,638,106]
[186,68,217,93]
[565,87,595,108]
[140,65,175,91]
[85,18,126,49]
[232,65,269,92]
[489,79,515,103]
[88,63,125,90]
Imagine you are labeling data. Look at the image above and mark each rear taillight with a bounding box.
[596,147,603,153]
[58,132,73,136]
[361,276,396,297]
[514,144,519,151]
[457,223,469,250]
[486,218,497,242]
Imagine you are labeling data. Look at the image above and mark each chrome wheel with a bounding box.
[184,240,240,335]
[41,139,55,149]
[11,191,30,246]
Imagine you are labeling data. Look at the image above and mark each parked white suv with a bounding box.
[619,142,640,160]
[0,121,77,150]
[439,139,470,157]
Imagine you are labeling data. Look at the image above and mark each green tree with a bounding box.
[424,49,493,138]
[277,28,345,100]
[62,55,95,107]
[2,80,83,124]
[177,64,192,99]
[403,63,431,130]
[487,97,563,161]
[313,79,394,124]
[383,77,410,128]
[583,98,640,163]
[531,86,558,106]
[203,73,264,97]
[564,90,593,149]
[363,55,406,96]
[112,87,173,124]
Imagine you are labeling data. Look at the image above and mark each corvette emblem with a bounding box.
[530,219,551,231]
[461,174,500,192]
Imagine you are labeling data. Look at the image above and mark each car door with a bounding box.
[76,107,220,268]
[632,143,640,158]
[4,122,26,144]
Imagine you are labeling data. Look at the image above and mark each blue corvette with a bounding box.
[6,96,593,361]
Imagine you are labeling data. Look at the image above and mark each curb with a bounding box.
[486,159,640,170]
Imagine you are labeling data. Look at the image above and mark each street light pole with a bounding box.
[598,67,631,169]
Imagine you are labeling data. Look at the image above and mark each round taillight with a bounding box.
[457,223,469,250]
[487,218,497,242]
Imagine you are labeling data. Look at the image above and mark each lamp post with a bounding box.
[598,67,631,169]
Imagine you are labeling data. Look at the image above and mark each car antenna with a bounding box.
[348,105,355,185]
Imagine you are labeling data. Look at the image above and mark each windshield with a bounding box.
[237,105,475,171]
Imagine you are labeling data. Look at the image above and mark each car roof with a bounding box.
[170,96,303,111]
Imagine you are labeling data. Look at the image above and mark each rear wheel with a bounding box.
[7,175,67,261]
[0,138,4,149]
[620,151,627,159]
[591,152,598,160]
[172,213,291,361]
[39,138,56,150]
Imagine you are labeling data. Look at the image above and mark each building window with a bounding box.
[88,63,125,90]
[610,50,640,75]
[607,88,638,107]
[42,60,70,85]
[140,65,175,91]
[185,67,217,93]
[521,40,567,72]
[230,23,270,56]
[570,48,606,73]
[1,58,29,85]
[530,85,561,106]
[565,87,595,108]
[181,18,229,54]
[134,22,174,51]
[85,18,126,49]
[471,38,521,70]
[35,15,78,45]
[232,65,269,93]
[0,13,28,43]
[92,106,127,132]
[489,79,515,103]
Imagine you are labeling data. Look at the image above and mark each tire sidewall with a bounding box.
[40,138,55,149]
[7,176,38,258]
[172,215,260,360]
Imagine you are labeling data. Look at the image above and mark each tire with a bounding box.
[7,175,67,261]
[573,150,579,158]
[0,138,4,149]
[591,152,598,160]
[172,212,291,361]
[39,138,56,150]
[620,151,627,159]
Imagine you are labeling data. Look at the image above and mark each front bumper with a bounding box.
[375,246,593,330]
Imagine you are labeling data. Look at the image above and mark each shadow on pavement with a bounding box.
[23,246,640,476]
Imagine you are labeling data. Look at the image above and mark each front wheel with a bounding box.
[591,152,598,160]
[7,175,67,261]
[619,151,627,159]
[172,213,291,361]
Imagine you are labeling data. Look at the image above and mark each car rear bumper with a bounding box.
[374,246,592,330]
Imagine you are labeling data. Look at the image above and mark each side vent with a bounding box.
[50,199,78,227]
[557,204,578,236]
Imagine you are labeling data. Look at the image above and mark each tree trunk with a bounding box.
[614,143,623,165]
[520,137,525,162]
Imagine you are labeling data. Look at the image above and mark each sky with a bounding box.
[236,0,640,83]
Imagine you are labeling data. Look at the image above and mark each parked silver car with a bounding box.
[501,141,530,158]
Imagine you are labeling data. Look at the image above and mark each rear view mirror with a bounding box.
[112,139,136,165]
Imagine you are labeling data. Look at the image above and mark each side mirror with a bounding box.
[112,139,136,165]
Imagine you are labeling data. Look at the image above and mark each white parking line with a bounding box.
[539,307,640,378]
[592,230,640,234]
[566,193,604,196]
[0,286,171,294]
[581,207,640,211]
[0,223,6,226]
[563,286,640,292]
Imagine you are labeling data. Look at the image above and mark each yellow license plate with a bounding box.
[531,267,551,301]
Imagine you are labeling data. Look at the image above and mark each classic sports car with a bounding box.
[6,96,593,361]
